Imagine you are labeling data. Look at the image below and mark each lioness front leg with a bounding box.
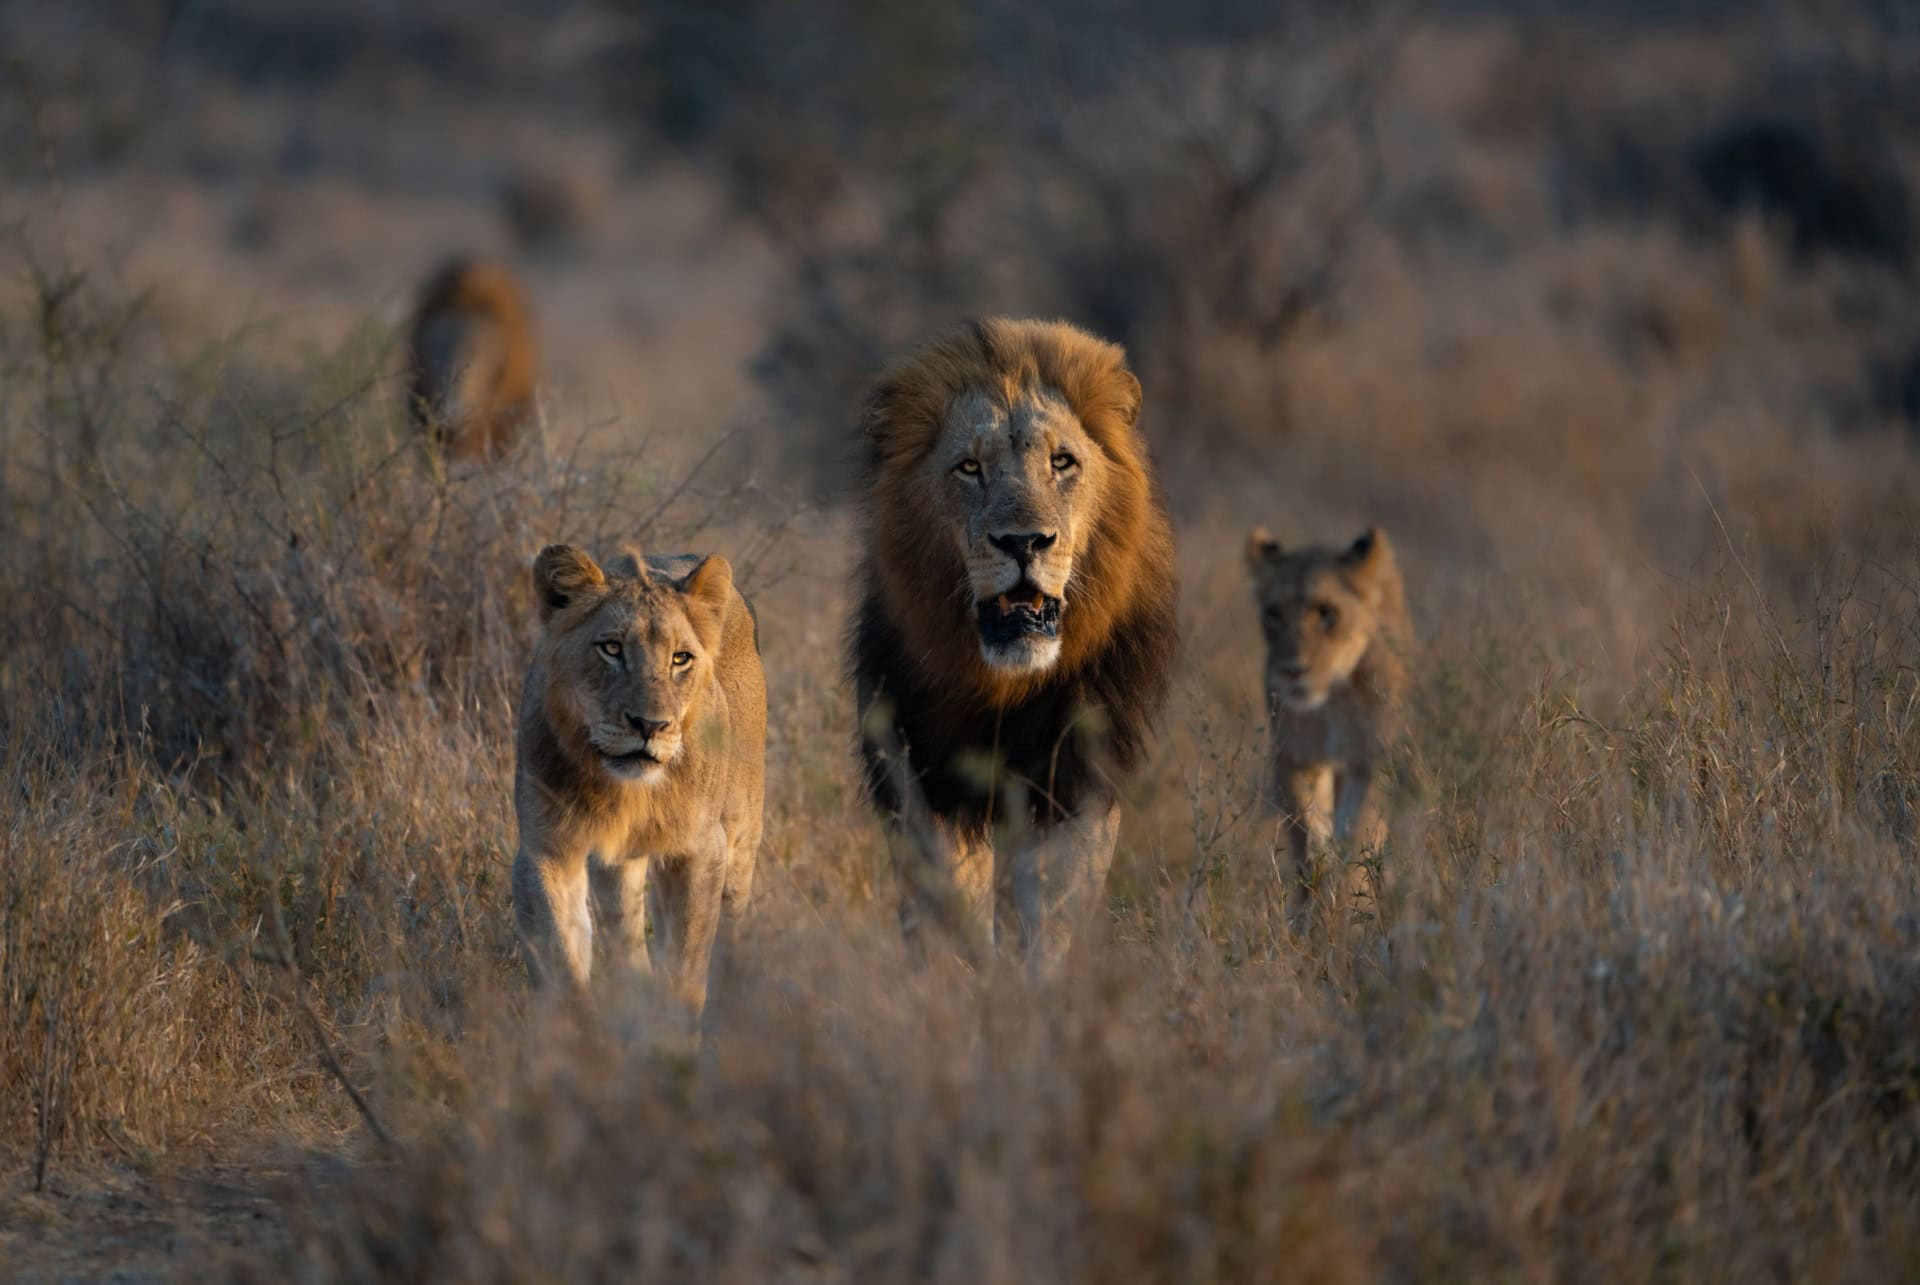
[649,825,729,1018]
[512,848,592,991]
[1008,799,1122,980]
[589,855,653,978]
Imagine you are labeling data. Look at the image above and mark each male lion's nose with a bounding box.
[1278,663,1307,682]
[627,713,672,738]
[989,531,1057,566]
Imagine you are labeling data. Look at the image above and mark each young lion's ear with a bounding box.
[680,554,734,617]
[1246,526,1282,568]
[1342,526,1394,593]
[532,544,606,620]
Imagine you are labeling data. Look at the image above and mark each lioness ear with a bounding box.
[533,544,605,620]
[1246,526,1282,567]
[680,554,734,616]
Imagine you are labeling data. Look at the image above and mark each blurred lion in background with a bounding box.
[850,318,1178,976]
[1245,525,1412,913]
[405,256,540,461]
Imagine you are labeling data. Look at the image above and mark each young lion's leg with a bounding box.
[1272,763,1329,910]
[1332,764,1382,907]
[1008,799,1122,981]
[589,854,652,978]
[512,847,592,991]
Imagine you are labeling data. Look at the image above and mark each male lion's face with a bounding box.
[533,545,731,785]
[1246,528,1394,714]
[930,387,1106,672]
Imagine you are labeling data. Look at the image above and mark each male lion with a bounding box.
[511,543,764,1017]
[405,256,539,461]
[1245,525,1411,909]
[850,318,1178,974]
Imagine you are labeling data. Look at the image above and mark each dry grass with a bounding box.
[3,238,1917,1282]
[4,3,1920,1281]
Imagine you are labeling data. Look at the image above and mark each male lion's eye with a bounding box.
[672,651,693,668]
[1316,604,1340,629]
[955,459,982,478]
[1051,452,1076,472]
[597,640,623,659]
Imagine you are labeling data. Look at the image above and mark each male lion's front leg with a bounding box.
[512,847,592,991]
[887,816,993,967]
[649,824,729,1018]
[1008,799,1122,980]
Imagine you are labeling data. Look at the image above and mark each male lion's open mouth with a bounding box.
[600,746,669,777]
[976,587,1064,648]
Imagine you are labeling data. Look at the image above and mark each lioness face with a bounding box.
[533,546,731,785]
[932,387,1105,672]
[1247,528,1392,714]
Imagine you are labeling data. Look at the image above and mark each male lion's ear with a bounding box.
[1111,366,1143,429]
[680,554,734,616]
[532,544,606,620]
[1246,526,1282,567]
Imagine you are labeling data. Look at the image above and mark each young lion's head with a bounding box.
[861,318,1162,692]
[531,544,732,785]
[1246,527,1403,714]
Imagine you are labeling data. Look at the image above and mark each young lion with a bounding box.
[405,256,540,461]
[1245,526,1411,908]
[511,544,764,1017]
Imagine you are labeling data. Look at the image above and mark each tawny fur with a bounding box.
[405,256,539,461]
[1246,526,1412,909]
[512,544,764,1017]
[851,318,1178,971]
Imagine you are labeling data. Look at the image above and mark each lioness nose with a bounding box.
[627,714,672,737]
[989,531,1057,566]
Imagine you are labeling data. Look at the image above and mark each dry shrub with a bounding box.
[0,715,297,1189]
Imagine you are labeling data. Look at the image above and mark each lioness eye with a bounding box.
[597,640,623,659]
[672,651,693,668]
[1316,604,1339,629]
[955,459,981,477]
[1051,451,1076,471]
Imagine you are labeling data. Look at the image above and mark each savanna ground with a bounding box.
[4,2,1920,1280]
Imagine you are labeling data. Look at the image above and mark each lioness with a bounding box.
[511,544,764,1016]
[405,256,539,461]
[851,318,1178,975]
[1245,526,1411,908]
